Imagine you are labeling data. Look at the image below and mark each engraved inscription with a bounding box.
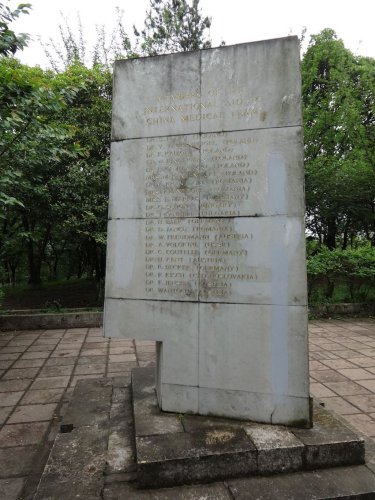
[199,218,267,301]
[143,130,266,218]
[200,132,259,216]
[142,85,263,128]
[144,136,200,218]
[144,218,199,299]
[142,218,270,302]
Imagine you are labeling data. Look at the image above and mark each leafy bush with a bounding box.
[307,246,375,303]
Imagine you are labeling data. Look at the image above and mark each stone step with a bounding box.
[104,465,375,499]
[133,367,365,488]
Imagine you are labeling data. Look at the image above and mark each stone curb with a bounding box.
[1,302,372,332]
[309,302,375,318]
[0,311,103,331]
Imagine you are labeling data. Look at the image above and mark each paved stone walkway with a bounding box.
[0,318,374,499]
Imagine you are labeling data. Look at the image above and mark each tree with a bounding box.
[302,29,375,249]
[134,0,211,56]
[0,1,31,209]
[52,63,112,292]
[0,1,30,56]
[41,9,135,72]
[0,59,81,284]
[0,0,216,291]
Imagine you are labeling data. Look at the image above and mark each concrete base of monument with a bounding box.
[34,369,375,499]
[133,367,366,489]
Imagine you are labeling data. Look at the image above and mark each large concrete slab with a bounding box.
[109,127,304,220]
[106,216,307,305]
[111,38,301,141]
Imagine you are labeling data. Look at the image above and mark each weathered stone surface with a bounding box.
[111,37,301,141]
[33,375,375,497]
[200,38,302,133]
[137,429,257,489]
[105,37,310,425]
[0,445,38,478]
[105,300,199,393]
[197,303,309,424]
[132,368,366,488]
[109,135,200,219]
[245,424,304,473]
[106,217,307,306]
[109,128,304,220]
[0,477,25,500]
[34,427,107,500]
[227,465,375,499]
[293,405,365,469]
[132,367,185,436]
[60,378,112,432]
[106,218,200,302]
[103,481,232,499]
[181,413,248,432]
[112,51,200,140]
[106,430,135,474]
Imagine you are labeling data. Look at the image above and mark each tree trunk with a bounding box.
[28,254,42,285]
[324,218,337,250]
[9,263,17,286]
[3,263,10,285]
[24,220,51,285]
[342,226,349,250]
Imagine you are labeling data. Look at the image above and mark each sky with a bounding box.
[9,0,375,68]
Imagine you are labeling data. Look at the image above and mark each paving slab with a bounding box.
[0,421,49,447]
[60,378,112,432]
[0,391,24,407]
[30,376,70,390]
[33,426,108,500]
[227,465,375,499]
[0,379,31,391]
[0,407,13,424]
[8,403,57,423]
[0,477,25,500]
[0,445,38,477]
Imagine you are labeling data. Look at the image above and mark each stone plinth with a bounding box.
[104,37,310,426]
[33,375,375,499]
[132,368,364,489]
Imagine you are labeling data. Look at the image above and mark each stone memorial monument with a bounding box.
[33,37,373,498]
[104,36,311,427]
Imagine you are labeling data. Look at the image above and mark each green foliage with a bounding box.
[0,0,208,291]
[135,0,211,56]
[51,63,112,289]
[307,245,375,303]
[0,58,83,284]
[0,1,30,56]
[0,58,79,206]
[302,29,375,249]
